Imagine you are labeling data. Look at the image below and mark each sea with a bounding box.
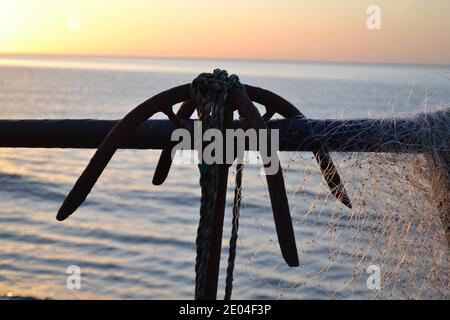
[0,55,449,299]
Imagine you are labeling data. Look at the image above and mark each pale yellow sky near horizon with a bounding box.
[0,0,449,64]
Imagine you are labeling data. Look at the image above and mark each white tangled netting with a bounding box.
[229,106,449,300]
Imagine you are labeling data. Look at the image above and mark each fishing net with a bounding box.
[228,106,449,300]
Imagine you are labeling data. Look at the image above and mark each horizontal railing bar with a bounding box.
[0,109,447,152]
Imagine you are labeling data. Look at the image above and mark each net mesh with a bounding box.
[233,106,449,300]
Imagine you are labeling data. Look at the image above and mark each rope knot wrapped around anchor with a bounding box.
[191,69,243,127]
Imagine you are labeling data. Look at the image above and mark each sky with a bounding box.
[0,0,449,64]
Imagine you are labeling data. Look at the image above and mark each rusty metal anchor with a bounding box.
[56,70,351,300]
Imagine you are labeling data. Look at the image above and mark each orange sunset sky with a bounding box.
[0,0,449,64]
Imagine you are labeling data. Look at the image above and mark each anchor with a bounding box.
[56,69,352,300]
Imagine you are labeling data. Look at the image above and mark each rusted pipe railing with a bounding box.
[0,109,447,152]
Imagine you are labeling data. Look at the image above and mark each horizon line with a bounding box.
[1,52,449,68]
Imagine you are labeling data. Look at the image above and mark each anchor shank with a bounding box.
[200,164,228,299]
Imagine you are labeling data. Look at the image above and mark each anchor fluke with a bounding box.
[56,84,192,221]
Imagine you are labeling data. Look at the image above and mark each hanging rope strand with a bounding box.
[225,163,244,300]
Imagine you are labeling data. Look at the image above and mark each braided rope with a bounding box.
[192,69,243,299]
[225,163,244,300]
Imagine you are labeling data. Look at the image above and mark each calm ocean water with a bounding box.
[0,55,449,299]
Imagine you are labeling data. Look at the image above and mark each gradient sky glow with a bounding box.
[0,0,449,64]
